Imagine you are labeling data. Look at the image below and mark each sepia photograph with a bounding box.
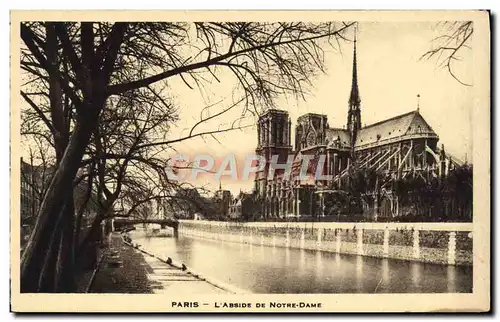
[10,10,490,312]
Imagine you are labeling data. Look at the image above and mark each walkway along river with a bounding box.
[129,226,472,294]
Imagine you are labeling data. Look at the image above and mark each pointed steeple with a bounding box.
[219,181,222,191]
[348,28,361,108]
[347,24,362,154]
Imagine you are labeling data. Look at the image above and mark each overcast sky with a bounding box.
[170,21,473,195]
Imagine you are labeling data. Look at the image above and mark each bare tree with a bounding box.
[421,21,473,86]
[20,138,55,226]
[20,21,354,292]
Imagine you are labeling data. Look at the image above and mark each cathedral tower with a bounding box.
[254,109,292,198]
[347,29,361,153]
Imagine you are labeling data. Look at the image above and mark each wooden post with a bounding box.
[300,229,305,249]
[285,230,290,248]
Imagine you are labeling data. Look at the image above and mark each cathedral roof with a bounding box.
[355,110,438,149]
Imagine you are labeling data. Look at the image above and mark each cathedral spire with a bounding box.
[347,25,362,151]
[348,27,361,108]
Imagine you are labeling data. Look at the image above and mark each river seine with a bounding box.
[131,231,472,294]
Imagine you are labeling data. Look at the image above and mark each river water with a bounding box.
[131,231,472,294]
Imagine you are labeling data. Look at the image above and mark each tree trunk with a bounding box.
[23,22,77,293]
[54,197,76,292]
[21,117,98,293]
[76,213,103,260]
[74,168,95,249]
[36,210,64,292]
[73,206,84,256]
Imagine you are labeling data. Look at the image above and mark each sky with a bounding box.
[169,21,474,195]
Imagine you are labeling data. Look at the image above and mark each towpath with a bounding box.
[89,233,228,294]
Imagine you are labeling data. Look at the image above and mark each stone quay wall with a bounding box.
[178,220,473,266]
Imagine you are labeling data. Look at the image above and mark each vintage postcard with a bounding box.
[10,10,490,312]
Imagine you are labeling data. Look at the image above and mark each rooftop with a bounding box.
[355,109,438,148]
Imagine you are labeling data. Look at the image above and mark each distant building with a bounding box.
[20,157,100,241]
[229,191,255,221]
[214,182,232,217]
[20,158,49,226]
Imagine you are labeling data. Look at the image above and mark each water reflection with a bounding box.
[356,256,364,292]
[132,232,472,294]
[411,262,421,291]
[315,251,323,278]
[299,249,306,273]
[447,265,457,293]
[248,241,254,262]
[381,258,389,282]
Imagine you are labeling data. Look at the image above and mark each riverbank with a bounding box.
[89,232,233,294]
[89,233,153,293]
[178,220,473,266]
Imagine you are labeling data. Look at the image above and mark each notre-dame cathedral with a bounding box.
[253,35,465,220]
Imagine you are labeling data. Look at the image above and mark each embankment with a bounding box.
[178,220,472,266]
